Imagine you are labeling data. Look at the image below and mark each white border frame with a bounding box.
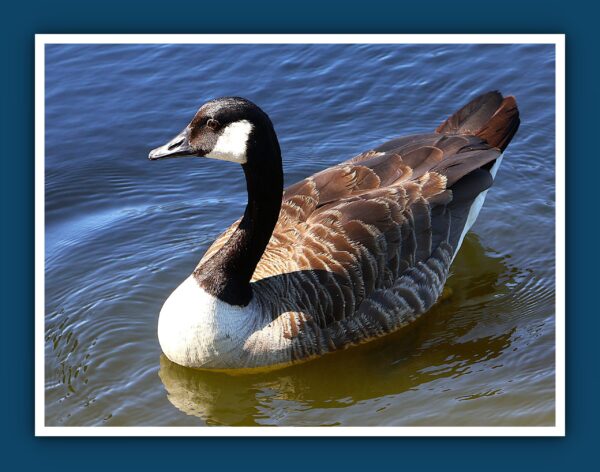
[35,34,566,437]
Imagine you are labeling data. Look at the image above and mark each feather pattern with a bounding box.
[157,91,520,370]
[193,93,520,367]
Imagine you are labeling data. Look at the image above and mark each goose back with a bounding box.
[194,93,519,365]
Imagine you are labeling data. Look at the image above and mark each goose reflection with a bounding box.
[158,234,520,426]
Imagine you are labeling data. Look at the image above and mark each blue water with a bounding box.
[45,43,556,426]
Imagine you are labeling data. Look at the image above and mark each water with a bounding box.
[44,43,556,426]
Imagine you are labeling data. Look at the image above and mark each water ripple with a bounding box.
[45,43,556,427]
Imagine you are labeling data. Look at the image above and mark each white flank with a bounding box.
[451,154,504,261]
[206,120,253,163]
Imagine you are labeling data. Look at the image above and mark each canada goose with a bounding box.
[149,91,519,371]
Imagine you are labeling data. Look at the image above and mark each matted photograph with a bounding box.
[36,34,564,435]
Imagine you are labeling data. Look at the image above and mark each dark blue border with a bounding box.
[1,0,597,470]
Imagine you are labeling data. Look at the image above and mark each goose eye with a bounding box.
[206,118,220,130]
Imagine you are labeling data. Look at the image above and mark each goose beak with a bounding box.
[148,129,194,160]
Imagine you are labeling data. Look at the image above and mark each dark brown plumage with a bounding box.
[193,91,520,365]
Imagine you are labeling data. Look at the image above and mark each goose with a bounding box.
[149,91,519,371]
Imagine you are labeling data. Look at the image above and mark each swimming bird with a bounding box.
[149,91,519,371]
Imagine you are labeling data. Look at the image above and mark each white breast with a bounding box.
[157,275,291,369]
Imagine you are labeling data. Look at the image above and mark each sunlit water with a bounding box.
[44,43,555,426]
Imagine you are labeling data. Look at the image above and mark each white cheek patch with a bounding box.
[206,120,253,164]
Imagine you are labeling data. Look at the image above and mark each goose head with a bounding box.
[148,96,279,167]
[149,96,284,308]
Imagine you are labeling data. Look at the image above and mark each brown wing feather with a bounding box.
[436,91,520,152]
[436,90,503,135]
[200,91,520,362]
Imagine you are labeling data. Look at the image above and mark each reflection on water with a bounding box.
[158,235,552,426]
[44,43,556,427]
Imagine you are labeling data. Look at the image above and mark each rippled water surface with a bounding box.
[44,43,556,426]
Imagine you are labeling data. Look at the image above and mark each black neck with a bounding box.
[194,126,283,306]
